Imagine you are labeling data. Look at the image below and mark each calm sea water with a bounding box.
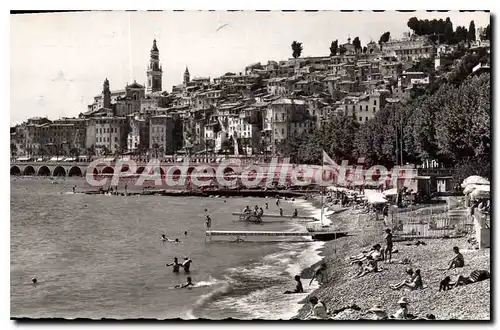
[10,177,323,320]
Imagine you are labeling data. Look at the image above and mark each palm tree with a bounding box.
[291,41,303,59]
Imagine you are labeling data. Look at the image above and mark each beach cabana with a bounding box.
[470,185,490,201]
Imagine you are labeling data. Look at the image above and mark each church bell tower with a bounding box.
[102,78,111,108]
[146,39,163,94]
[184,66,190,85]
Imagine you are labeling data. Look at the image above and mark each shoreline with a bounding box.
[290,199,490,320]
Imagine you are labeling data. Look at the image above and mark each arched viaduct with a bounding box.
[10,161,247,177]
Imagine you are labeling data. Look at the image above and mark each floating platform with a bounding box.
[231,212,317,222]
[205,230,349,241]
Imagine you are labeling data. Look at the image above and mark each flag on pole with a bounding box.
[322,150,340,172]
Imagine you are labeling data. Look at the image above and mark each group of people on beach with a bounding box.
[300,218,490,321]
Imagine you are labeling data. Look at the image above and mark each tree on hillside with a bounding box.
[291,41,303,59]
[379,31,390,50]
[468,20,476,42]
[407,16,458,44]
[299,115,359,164]
[362,46,367,54]
[329,40,339,56]
[480,24,490,41]
[453,26,468,44]
[338,45,347,55]
[444,17,454,43]
[352,37,361,53]
[434,74,490,165]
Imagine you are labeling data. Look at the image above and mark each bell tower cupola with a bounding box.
[146,39,163,94]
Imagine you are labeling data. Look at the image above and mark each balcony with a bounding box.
[417,168,456,177]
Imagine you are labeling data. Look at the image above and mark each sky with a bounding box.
[10,10,490,125]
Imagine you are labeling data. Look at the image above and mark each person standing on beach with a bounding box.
[309,263,328,285]
[265,202,268,210]
[384,229,393,263]
[279,208,284,216]
[382,203,389,224]
[284,275,304,294]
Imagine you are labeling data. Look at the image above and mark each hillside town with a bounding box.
[11,20,491,165]
[10,13,492,322]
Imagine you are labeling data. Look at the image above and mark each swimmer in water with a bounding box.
[32,278,37,285]
[184,231,188,236]
[174,238,181,243]
[175,276,193,288]
[161,234,167,243]
[182,257,192,273]
[166,257,181,273]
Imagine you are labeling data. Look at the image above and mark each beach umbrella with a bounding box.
[461,175,490,188]
[383,188,398,196]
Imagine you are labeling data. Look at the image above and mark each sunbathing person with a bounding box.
[366,305,388,320]
[390,269,423,290]
[450,270,490,288]
[390,268,414,288]
[355,255,378,278]
[352,261,364,278]
[350,244,383,263]
[305,296,329,320]
[390,297,410,320]
[439,276,453,292]
[448,246,464,269]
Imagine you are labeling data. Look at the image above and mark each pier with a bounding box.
[80,189,307,199]
[205,230,350,242]
[231,212,317,222]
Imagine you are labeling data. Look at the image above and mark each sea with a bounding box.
[10,177,327,320]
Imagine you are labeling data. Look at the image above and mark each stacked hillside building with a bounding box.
[11,34,490,160]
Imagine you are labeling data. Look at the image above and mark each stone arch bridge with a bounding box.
[10,161,253,177]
